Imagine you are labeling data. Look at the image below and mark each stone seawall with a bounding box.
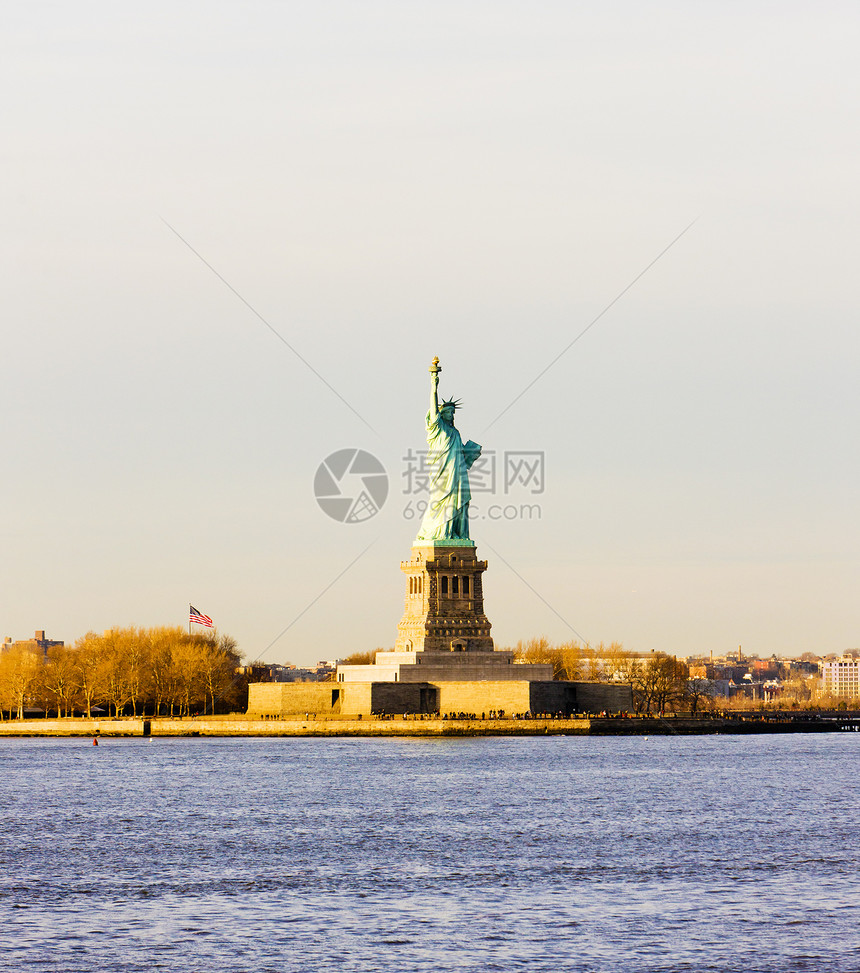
[0,716,855,737]
[0,719,147,737]
[150,718,594,737]
[0,718,591,737]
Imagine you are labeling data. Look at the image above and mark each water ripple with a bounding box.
[0,735,858,972]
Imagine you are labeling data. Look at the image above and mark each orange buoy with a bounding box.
[92,737,99,746]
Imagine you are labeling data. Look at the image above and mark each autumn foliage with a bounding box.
[511,637,691,714]
[0,626,243,719]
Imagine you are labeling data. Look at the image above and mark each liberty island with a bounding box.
[248,357,631,718]
[3,358,849,736]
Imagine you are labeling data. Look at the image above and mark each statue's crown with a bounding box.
[440,397,461,411]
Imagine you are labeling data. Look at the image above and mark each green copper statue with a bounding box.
[415,357,482,543]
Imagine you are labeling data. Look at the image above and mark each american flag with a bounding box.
[189,605,214,628]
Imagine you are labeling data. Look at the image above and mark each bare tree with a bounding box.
[172,636,205,716]
[198,633,242,715]
[101,629,136,717]
[148,627,178,715]
[783,673,814,704]
[651,655,689,713]
[513,636,570,679]
[339,650,376,666]
[685,678,715,715]
[40,646,81,717]
[72,632,108,718]
[124,627,149,716]
[0,645,42,718]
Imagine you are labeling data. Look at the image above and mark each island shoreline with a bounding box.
[1,715,858,738]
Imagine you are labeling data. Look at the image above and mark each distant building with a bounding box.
[732,679,764,701]
[752,658,780,680]
[236,663,273,681]
[235,662,333,683]
[787,659,820,676]
[2,630,64,659]
[821,657,860,697]
[277,667,321,682]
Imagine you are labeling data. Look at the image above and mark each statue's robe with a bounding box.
[416,410,481,541]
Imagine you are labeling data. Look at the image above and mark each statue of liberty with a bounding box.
[415,358,482,543]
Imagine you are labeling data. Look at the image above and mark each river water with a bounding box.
[1,734,858,972]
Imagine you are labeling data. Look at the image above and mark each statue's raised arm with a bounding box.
[415,357,482,544]
[429,356,441,417]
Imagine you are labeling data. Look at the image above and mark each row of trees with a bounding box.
[511,638,696,714]
[0,627,243,719]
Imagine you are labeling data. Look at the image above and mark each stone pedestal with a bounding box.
[334,538,553,686]
[394,542,494,654]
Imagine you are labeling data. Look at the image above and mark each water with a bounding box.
[1,734,858,972]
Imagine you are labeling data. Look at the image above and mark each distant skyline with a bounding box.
[3,1,859,665]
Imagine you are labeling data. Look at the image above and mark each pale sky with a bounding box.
[3,1,858,665]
